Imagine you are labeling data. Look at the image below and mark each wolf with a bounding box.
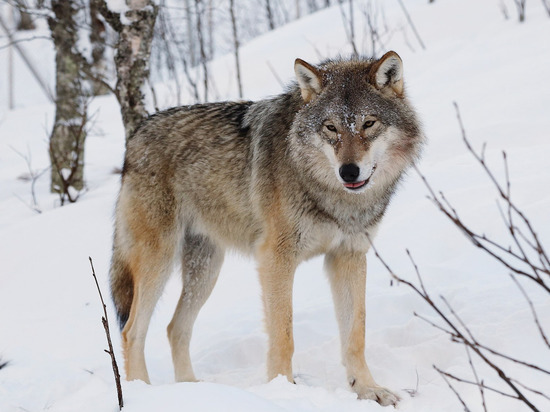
[110,51,424,406]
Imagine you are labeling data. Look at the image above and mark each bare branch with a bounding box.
[465,346,487,412]
[266,60,285,89]
[509,274,550,349]
[511,378,550,401]
[0,35,51,51]
[11,144,49,213]
[435,366,520,401]
[436,367,472,411]
[89,257,124,410]
[396,0,426,50]
[371,102,550,411]
[453,103,550,275]
[339,0,358,57]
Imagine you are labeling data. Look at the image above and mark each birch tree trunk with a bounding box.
[94,0,158,140]
[48,0,87,202]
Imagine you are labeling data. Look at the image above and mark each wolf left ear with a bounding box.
[295,58,323,102]
[370,51,404,97]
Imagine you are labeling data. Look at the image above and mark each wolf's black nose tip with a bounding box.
[339,164,360,182]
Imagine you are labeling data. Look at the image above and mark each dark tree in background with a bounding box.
[14,0,35,30]
[229,0,243,98]
[47,0,88,203]
[89,0,108,95]
[265,0,276,30]
[515,0,527,21]
[195,0,209,102]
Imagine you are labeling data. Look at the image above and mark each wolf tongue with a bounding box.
[344,181,365,188]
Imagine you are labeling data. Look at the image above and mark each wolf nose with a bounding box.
[339,164,360,183]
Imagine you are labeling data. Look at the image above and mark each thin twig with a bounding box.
[266,60,285,89]
[10,144,48,213]
[453,102,550,274]
[466,343,487,411]
[0,35,51,51]
[396,0,426,50]
[509,274,550,349]
[89,257,124,410]
[511,378,550,401]
[436,367,472,411]
[435,366,519,400]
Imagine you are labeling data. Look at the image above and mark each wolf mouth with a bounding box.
[343,164,377,191]
[344,180,368,190]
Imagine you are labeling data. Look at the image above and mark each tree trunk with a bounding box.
[195,0,208,101]
[15,0,36,31]
[184,0,196,66]
[307,0,318,13]
[117,0,158,139]
[265,0,275,30]
[514,0,526,22]
[229,0,242,98]
[207,0,214,59]
[89,0,109,95]
[48,0,87,202]
[93,0,158,140]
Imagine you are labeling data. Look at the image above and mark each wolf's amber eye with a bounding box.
[362,120,376,129]
[325,124,337,133]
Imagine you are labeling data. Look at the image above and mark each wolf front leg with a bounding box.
[325,250,400,407]
[257,229,298,383]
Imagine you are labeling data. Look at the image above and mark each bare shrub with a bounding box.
[371,103,549,411]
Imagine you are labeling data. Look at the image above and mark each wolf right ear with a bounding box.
[295,59,323,102]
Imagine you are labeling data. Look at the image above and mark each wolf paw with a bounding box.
[175,373,199,383]
[356,385,400,407]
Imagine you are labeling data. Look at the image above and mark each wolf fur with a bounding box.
[110,51,424,406]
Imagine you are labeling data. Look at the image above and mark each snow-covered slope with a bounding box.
[1,0,549,411]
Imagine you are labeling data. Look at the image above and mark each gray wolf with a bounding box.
[110,51,424,406]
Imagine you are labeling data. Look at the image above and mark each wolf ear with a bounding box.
[295,58,323,102]
[370,51,404,96]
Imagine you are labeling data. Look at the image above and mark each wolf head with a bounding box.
[289,52,424,194]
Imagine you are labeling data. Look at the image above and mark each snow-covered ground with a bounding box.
[1,0,549,411]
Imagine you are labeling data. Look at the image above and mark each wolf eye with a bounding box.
[325,124,337,133]
[362,120,376,129]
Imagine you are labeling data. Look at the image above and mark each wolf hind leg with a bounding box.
[167,233,225,382]
[119,234,177,383]
[325,250,400,407]
[113,183,180,384]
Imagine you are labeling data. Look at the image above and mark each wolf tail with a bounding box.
[110,242,134,331]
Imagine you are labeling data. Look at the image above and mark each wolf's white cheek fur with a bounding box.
[319,140,341,178]
[366,126,405,185]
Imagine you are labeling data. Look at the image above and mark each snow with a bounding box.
[1,0,549,411]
